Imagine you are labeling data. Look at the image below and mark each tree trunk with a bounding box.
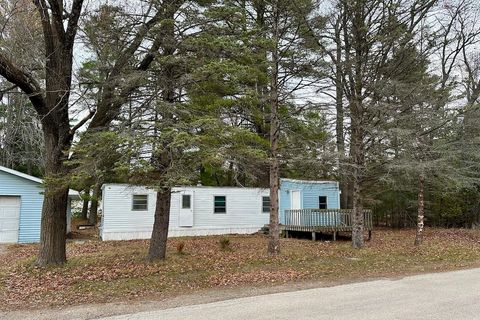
[37,184,69,266]
[80,187,90,220]
[37,130,69,266]
[414,173,425,246]
[89,183,101,225]
[334,13,349,210]
[148,187,172,261]
[348,0,367,249]
[351,169,364,248]
[268,155,281,255]
[351,109,365,249]
[267,3,280,256]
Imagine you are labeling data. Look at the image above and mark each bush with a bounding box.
[219,237,231,251]
[176,241,186,255]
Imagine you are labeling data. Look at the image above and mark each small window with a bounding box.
[262,196,270,213]
[182,194,191,209]
[132,195,148,211]
[319,196,328,210]
[214,196,226,213]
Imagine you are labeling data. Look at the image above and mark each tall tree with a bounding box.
[0,1,179,265]
[331,0,437,248]
[0,0,85,265]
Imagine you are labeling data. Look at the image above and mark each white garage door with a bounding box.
[0,196,20,243]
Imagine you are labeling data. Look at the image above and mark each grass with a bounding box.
[1,228,480,310]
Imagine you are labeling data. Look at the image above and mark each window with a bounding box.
[262,196,270,213]
[214,196,226,213]
[132,195,148,211]
[182,195,191,209]
[319,196,328,210]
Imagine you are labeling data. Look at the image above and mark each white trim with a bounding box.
[290,189,302,209]
[101,227,262,240]
[0,165,80,199]
[213,195,227,214]
[103,183,268,192]
[261,195,270,214]
[0,165,43,183]
[337,182,341,209]
[319,195,328,209]
[131,194,149,211]
[181,194,192,209]
[280,178,338,184]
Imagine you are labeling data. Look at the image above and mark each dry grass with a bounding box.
[1,228,480,310]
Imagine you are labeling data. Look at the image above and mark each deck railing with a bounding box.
[284,209,373,232]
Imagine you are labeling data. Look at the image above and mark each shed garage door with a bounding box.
[0,196,20,243]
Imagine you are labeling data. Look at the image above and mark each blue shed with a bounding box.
[0,166,78,243]
[279,178,340,224]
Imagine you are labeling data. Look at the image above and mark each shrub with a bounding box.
[176,241,186,255]
[219,237,231,251]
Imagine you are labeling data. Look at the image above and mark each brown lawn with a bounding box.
[1,228,480,311]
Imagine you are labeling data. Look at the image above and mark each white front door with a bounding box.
[291,190,301,210]
[0,196,21,243]
[178,192,194,227]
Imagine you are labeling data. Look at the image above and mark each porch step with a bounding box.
[258,224,270,235]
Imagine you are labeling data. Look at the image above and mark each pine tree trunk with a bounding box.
[351,110,365,249]
[268,155,280,255]
[334,14,348,209]
[267,2,280,256]
[344,0,366,248]
[148,187,172,261]
[351,170,364,248]
[80,187,90,220]
[89,184,101,225]
[414,174,425,246]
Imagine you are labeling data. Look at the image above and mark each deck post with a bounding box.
[283,209,373,241]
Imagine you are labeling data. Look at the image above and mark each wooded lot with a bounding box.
[0,0,480,266]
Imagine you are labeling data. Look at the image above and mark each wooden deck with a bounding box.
[282,209,373,240]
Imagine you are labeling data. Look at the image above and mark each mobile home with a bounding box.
[279,178,340,224]
[100,184,271,240]
[100,179,341,241]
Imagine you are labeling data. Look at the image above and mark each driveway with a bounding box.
[99,268,480,320]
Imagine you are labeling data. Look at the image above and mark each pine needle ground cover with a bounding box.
[1,228,480,310]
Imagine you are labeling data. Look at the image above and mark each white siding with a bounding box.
[100,184,270,240]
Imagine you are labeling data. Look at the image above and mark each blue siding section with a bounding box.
[0,170,44,243]
[279,179,340,224]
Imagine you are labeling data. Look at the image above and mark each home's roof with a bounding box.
[0,165,79,198]
[103,178,339,190]
[0,165,43,183]
[280,178,338,184]
[103,183,269,191]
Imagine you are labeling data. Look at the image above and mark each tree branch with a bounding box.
[32,0,55,55]
[46,0,66,44]
[65,0,84,48]
[0,52,47,115]
[69,108,96,135]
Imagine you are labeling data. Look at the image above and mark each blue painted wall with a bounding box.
[0,170,44,243]
[279,179,340,224]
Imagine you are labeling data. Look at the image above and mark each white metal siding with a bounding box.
[101,185,270,240]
